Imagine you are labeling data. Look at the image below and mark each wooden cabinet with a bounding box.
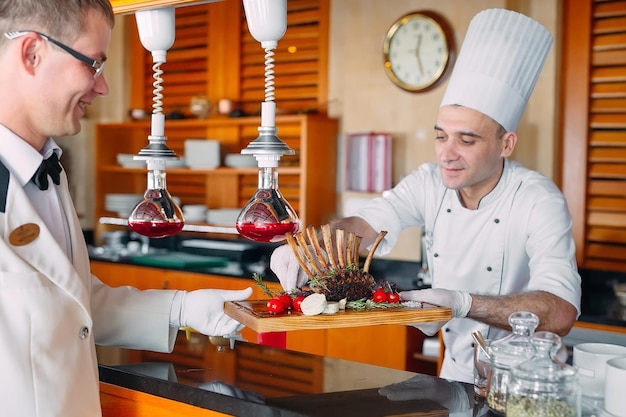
[94,114,338,236]
[92,261,412,370]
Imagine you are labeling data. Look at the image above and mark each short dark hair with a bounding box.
[0,0,114,47]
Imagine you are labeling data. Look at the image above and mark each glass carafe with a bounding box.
[128,160,184,238]
[236,166,299,242]
[506,331,580,417]
[486,311,539,415]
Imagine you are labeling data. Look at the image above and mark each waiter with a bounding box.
[0,1,252,416]
[271,8,581,383]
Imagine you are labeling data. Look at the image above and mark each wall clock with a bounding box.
[383,10,455,93]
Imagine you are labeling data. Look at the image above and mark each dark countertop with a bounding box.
[578,268,626,327]
[98,334,611,417]
[99,334,483,417]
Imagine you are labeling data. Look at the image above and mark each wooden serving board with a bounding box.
[225,300,451,333]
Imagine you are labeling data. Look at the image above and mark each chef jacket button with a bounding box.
[434,253,439,258]
[79,326,89,340]
[494,218,500,223]
[487,266,493,272]
[446,208,451,213]
[444,327,450,332]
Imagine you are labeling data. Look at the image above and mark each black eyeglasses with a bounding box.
[4,30,105,79]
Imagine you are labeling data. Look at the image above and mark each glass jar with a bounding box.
[486,311,539,415]
[506,331,581,417]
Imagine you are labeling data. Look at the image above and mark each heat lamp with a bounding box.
[127,1,299,243]
[236,0,300,243]
[127,7,185,238]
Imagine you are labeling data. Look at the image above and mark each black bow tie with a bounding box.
[31,153,62,190]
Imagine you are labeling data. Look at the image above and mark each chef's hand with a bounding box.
[379,374,472,416]
[269,244,310,291]
[401,288,472,336]
[177,288,253,336]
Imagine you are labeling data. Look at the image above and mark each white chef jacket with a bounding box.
[0,126,179,417]
[355,159,581,383]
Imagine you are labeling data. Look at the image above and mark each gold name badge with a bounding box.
[9,223,40,246]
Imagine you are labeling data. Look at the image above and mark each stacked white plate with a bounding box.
[105,193,143,217]
[224,153,257,168]
[206,208,241,225]
[116,153,186,168]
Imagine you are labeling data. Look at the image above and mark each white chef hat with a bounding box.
[440,8,553,132]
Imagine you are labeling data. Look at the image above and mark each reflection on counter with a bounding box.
[100,330,614,417]
[99,331,470,417]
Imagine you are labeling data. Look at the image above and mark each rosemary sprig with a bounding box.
[252,273,276,298]
[346,298,406,310]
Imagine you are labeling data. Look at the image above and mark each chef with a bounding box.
[0,1,252,416]
[271,8,581,383]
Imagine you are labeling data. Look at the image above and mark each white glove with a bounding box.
[269,244,310,291]
[178,287,253,336]
[401,288,472,336]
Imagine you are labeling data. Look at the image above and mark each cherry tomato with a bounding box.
[266,298,284,314]
[274,293,292,310]
[372,288,388,303]
[292,295,305,312]
[387,291,400,303]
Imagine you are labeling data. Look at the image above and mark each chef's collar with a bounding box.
[0,124,62,187]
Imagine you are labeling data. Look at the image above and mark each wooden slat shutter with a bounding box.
[129,0,328,118]
[561,0,626,272]
[240,0,329,116]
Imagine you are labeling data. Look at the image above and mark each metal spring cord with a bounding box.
[264,48,276,102]
[152,61,165,114]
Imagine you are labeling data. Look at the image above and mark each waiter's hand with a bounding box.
[401,288,472,336]
[269,244,310,291]
[179,288,253,336]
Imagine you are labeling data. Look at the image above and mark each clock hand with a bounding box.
[415,34,424,75]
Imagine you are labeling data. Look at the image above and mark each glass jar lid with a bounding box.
[490,311,539,367]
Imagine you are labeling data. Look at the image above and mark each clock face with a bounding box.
[383,12,453,92]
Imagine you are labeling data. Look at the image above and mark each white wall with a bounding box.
[327,0,559,260]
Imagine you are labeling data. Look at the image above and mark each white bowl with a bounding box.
[614,283,626,307]
[183,204,208,222]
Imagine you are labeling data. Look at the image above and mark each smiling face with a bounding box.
[38,8,111,138]
[434,105,517,209]
[0,7,111,151]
